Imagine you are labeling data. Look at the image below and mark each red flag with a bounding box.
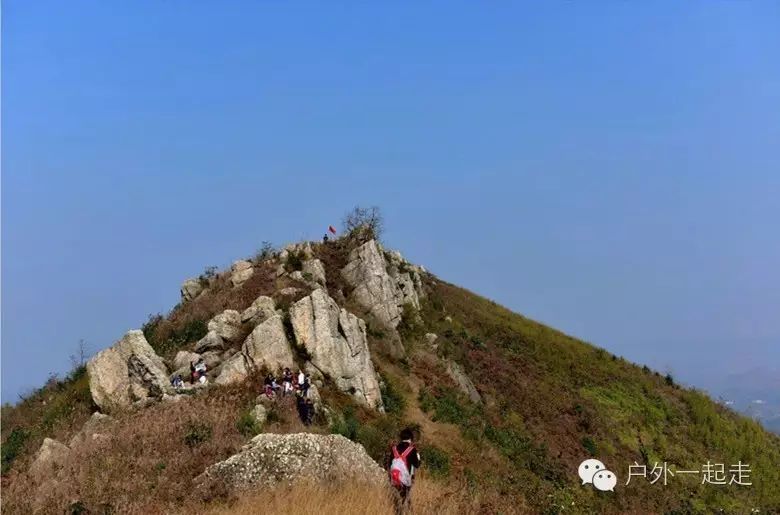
[328,225,337,235]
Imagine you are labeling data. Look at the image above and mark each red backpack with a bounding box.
[389,445,414,487]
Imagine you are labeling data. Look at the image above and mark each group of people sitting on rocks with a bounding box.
[170,358,208,391]
[264,367,317,425]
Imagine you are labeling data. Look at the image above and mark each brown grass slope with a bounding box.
[2,236,779,514]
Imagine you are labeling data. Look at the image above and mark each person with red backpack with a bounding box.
[387,428,421,513]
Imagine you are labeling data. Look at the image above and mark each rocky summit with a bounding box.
[4,230,780,515]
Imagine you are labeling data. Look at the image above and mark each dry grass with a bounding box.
[203,476,531,515]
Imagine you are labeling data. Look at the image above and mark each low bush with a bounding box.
[420,445,450,479]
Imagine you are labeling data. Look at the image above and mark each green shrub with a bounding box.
[421,445,451,479]
[254,241,276,262]
[581,436,597,456]
[1,428,29,474]
[183,422,212,448]
[236,409,262,437]
[331,407,360,441]
[381,376,407,415]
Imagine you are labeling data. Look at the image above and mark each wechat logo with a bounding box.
[578,458,617,492]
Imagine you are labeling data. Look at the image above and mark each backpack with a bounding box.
[389,445,414,487]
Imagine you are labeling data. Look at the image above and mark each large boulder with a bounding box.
[69,412,116,447]
[180,278,204,302]
[196,433,385,491]
[214,353,252,385]
[446,361,482,404]
[29,438,70,479]
[194,330,225,354]
[230,260,254,287]
[207,310,243,343]
[243,315,296,372]
[172,350,201,371]
[289,289,383,410]
[240,295,277,326]
[86,330,171,411]
[215,315,295,385]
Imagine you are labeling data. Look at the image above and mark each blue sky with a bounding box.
[3,1,779,402]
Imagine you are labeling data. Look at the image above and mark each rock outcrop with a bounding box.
[194,330,225,354]
[340,240,424,329]
[446,361,482,404]
[240,295,277,326]
[196,433,385,491]
[180,278,204,301]
[215,315,295,385]
[243,315,296,372]
[69,412,116,447]
[302,258,327,285]
[207,310,243,343]
[87,330,171,411]
[173,350,200,371]
[230,260,254,287]
[29,438,70,479]
[289,289,383,410]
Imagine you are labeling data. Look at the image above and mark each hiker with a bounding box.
[282,368,294,396]
[194,358,208,384]
[264,373,279,398]
[322,233,329,243]
[297,369,305,388]
[189,361,197,384]
[171,374,184,391]
[387,428,421,513]
[303,397,315,425]
[301,375,311,397]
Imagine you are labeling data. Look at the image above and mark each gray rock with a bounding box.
[425,333,438,346]
[446,361,482,404]
[181,278,204,301]
[194,330,225,353]
[196,433,385,491]
[207,310,243,343]
[214,353,252,385]
[341,240,403,328]
[243,314,296,373]
[87,330,171,411]
[173,350,201,371]
[302,258,327,285]
[215,315,295,385]
[279,287,302,296]
[279,242,314,262]
[29,438,70,479]
[199,350,223,370]
[231,260,254,287]
[240,295,277,325]
[290,289,383,410]
[69,412,116,448]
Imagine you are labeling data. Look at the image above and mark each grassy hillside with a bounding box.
[2,236,779,514]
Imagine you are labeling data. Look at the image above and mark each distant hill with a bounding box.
[3,229,779,514]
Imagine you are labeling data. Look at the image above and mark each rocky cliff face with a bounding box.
[86,330,171,411]
[290,289,384,410]
[341,240,425,329]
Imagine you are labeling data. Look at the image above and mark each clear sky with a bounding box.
[3,1,779,403]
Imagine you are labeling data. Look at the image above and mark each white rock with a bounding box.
[240,295,277,325]
[302,258,327,285]
[243,315,296,373]
[207,310,243,343]
[250,404,268,425]
[446,361,482,404]
[196,433,385,491]
[290,289,383,410]
[87,330,171,411]
[341,240,403,328]
[180,278,204,301]
[173,350,201,371]
[194,330,225,353]
[231,260,254,287]
[29,438,70,479]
